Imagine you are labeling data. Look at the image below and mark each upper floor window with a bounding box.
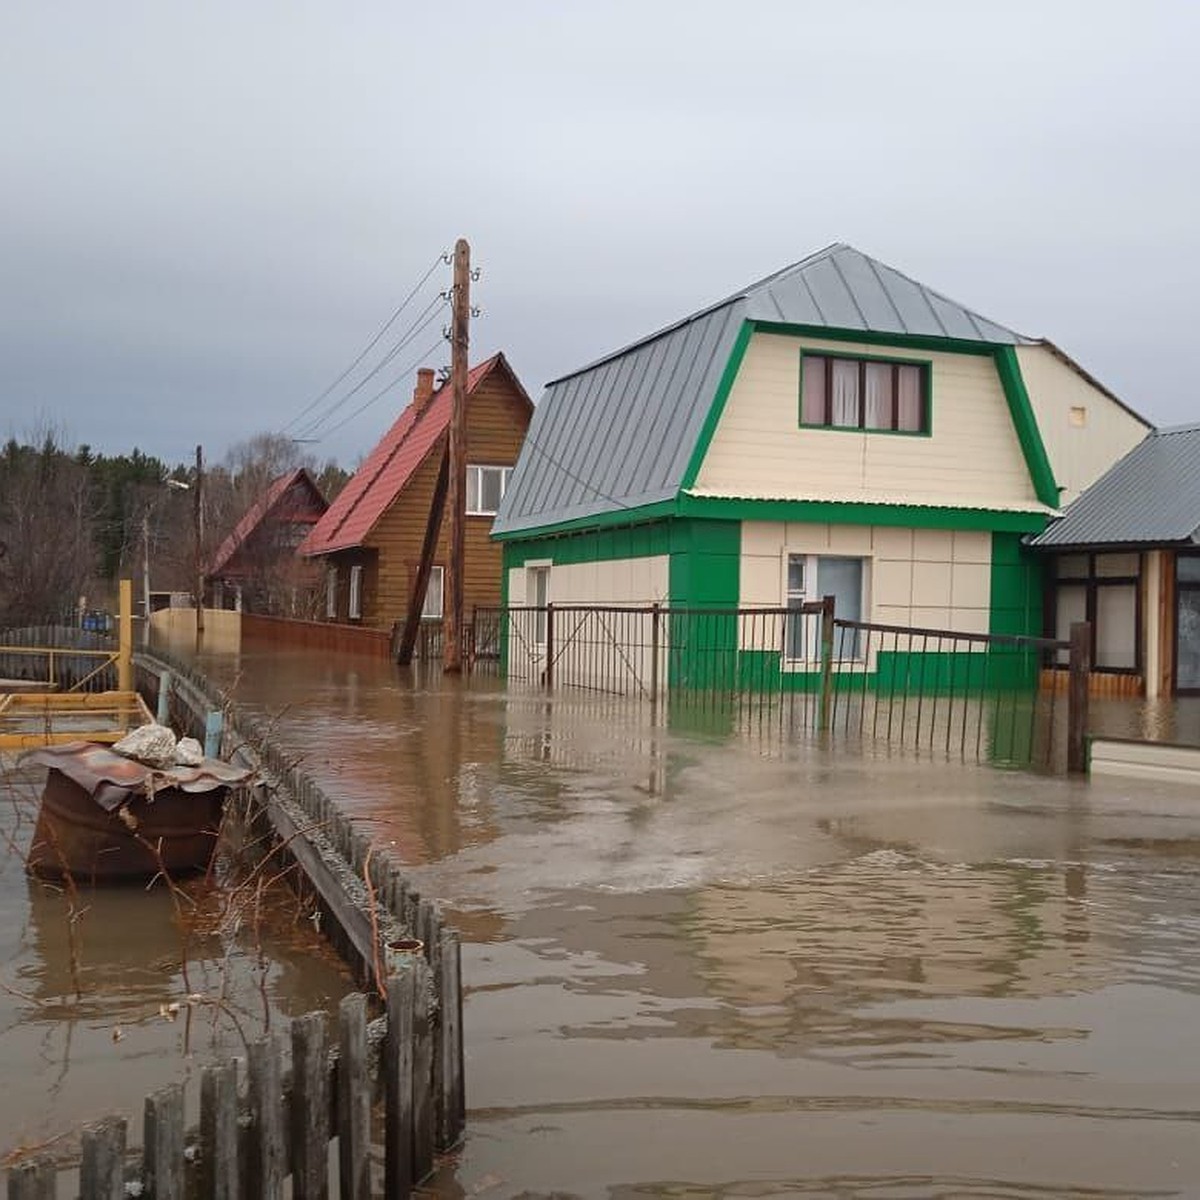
[467,465,511,516]
[801,354,929,434]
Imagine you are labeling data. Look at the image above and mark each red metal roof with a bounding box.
[209,468,326,578]
[300,354,527,556]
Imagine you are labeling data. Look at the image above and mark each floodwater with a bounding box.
[0,756,357,1160]
[189,644,1200,1198]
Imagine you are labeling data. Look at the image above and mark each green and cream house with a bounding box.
[493,244,1150,689]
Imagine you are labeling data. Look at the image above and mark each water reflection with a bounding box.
[198,647,1200,1197]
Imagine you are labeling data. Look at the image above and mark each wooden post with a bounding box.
[247,1035,285,1198]
[195,444,205,645]
[1068,620,1092,774]
[290,1012,330,1200]
[818,594,835,733]
[398,447,450,665]
[337,994,371,1200]
[544,602,555,692]
[199,1061,238,1200]
[443,237,470,674]
[117,578,133,692]
[385,969,416,1199]
[6,1157,56,1200]
[80,1116,126,1200]
[144,1084,185,1200]
[411,959,435,1183]
[438,929,465,1149]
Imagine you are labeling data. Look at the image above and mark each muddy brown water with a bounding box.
[164,645,1199,1198]
[7,648,1200,1200]
[0,756,357,1161]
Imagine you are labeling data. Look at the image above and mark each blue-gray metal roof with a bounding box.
[1030,425,1199,549]
[494,244,1030,536]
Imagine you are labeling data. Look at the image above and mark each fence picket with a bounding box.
[144,1084,185,1200]
[337,994,371,1200]
[5,1156,56,1200]
[290,1013,329,1200]
[385,970,416,1199]
[247,1035,285,1199]
[79,1115,126,1200]
[199,1061,239,1200]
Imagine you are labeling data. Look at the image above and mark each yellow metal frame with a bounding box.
[0,580,145,749]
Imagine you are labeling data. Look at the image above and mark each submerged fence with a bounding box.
[0,626,119,693]
[476,603,1090,772]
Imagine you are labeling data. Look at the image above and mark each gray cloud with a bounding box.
[2,0,1197,470]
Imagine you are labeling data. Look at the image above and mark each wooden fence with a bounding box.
[7,975,461,1199]
[4,640,466,1196]
[0,625,118,692]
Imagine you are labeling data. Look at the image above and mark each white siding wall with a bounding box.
[507,555,669,607]
[1015,344,1150,506]
[695,332,1038,508]
[740,520,992,651]
[506,556,669,690]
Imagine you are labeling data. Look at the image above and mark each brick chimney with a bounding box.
[412,367,436,415]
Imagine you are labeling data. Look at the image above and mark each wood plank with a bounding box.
[290,1012,330,1200]
[247,1035,285,1199]
[411,958,434,1183]
[5,1156,56,1200]
[384,968,416,1199]
[437,929,465,1150]
[337,994,371,1200]
[199,1060,239,1200]
[80,1115,126,1200]
[144,1084,185,1200]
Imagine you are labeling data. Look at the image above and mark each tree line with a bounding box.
[0,428,348,628]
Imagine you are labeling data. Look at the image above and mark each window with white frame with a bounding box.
[528,564,550,646]
[467,465,511,516]
[348,564,363,620]
[784,554,866,662]
[422,565,444,620]
[1052,552,1139,672]
[325,566,338,619]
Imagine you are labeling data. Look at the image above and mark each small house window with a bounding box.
[348,565,363,620]
[801,354,928,433]
[1052,553,1139,672]
[422,566,444,620]
[784,553,865,662]
[528,564,550,646]
[325,567,338,619]
[467,465,511,516]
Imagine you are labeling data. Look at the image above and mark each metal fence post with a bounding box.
[1067,620,1091,774]
[650,603,661,704]
[818,594,835,733]
[544,603,555,692]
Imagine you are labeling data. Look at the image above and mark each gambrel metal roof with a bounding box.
[1030,424,1199,550]
[493,244,1031,537]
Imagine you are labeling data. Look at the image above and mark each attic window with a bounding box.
[1069,405,1087,428]
[467,465,511,516]
[800,353,929,434]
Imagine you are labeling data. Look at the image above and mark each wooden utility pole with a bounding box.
[443,238,470,673]
[195,444,205,645]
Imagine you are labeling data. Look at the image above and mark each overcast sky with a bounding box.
[2,1,1197,470]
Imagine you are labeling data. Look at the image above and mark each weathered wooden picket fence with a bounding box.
[4,641,466,1197]
[7,970,461,1199]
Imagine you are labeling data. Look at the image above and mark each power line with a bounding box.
[518,429,633,512]
[307,336,447,444]
[292,295,449,441]
[281,251,446,434]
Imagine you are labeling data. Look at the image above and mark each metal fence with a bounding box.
[474,603,1087,772]
[0,625,119,692]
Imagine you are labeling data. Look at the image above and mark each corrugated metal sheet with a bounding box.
[686,486,1055,514]
[494,301,746,535]
[494,244,1030,536]
[1030,424,1200,548]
